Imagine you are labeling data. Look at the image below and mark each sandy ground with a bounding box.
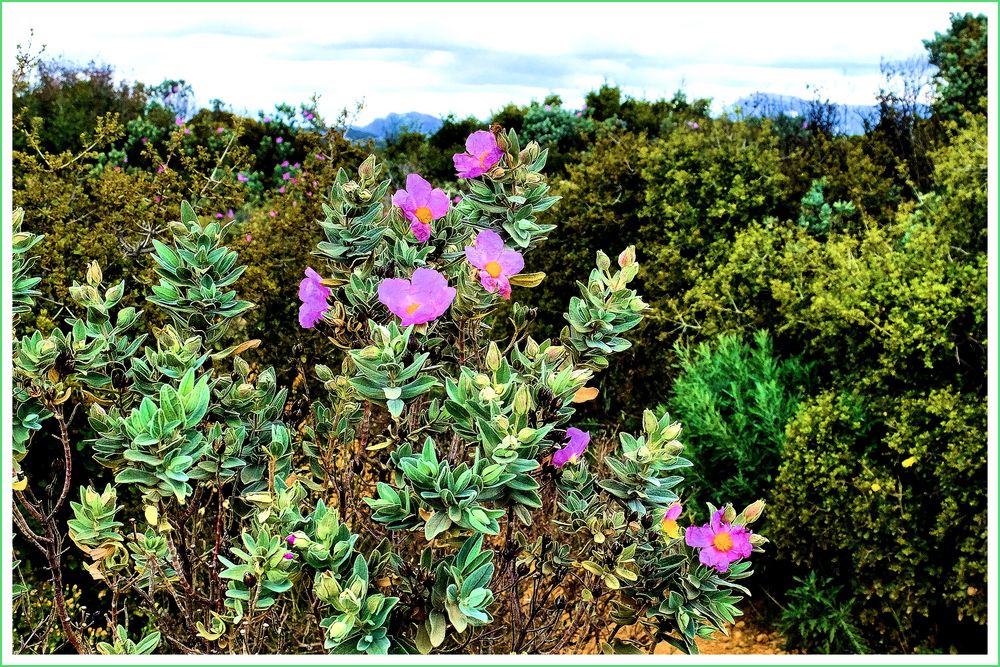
[654,620,795,655]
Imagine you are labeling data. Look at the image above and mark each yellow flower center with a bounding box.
[405,302,421,315]
[485,261,503,278]
[414,206,433,224]
[478,150,491,167]
[662,519,680,540]
[712,532,733,552]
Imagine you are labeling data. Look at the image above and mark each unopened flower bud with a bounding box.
[617,246,636,268]
[742,499,766,524]
[473,374,491,388]
[86,261,103,286]
[236,383,254,398]
[485,342,502,372]
[491,167,505,179]
[479,386,497,402]
[723,505,737,524]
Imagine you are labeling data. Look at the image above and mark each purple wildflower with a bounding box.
[378,268,456,326]
[237,173,248,182]
[283,552,295,560]
[552,428,590,468]
[298,267,330,328]
[276,136,284,144]
[392,174,449,243]
[453,130,503,179]
[464,229,524,299]
[685,509,752,573]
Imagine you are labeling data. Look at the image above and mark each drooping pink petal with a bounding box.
[410,220,432,243]
[498,249,524,275]
[427,188,450,218]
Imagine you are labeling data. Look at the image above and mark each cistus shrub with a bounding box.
[12,130,769,655]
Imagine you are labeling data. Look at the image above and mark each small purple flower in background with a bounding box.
[661,502,683,539]
[453,195,462,204]
[282,172,291,181]
[581,103,588,111]
[141,137,148,144]
[276,136,284,144]
[687,121,700,130]
[293,162,300,169]
[217,127,225,134]
[298,267,330,328]
[544,104,552,111]
[269,210,277,218]
[283,552,296,560]
[307,191,313,197]
[245,233,252,242]
[291,178,297,184]
[237,173,248,182]
[552,428,590,467]
[175,116,184,126]
[171,84,179,94]
[286,534,297,546]
[316,153,326,161]
[378,268,456,326]
[453,130,503,178]
[279,186,286,194]
[464,229,524,299]
[157,164,166,174]
[215,212,224,219]
[123,156,128,163]
[263,116,272,124]
[281,160,289,167]
[802,120,809,129]
[575,111,582,117]
[153,195,161,203]
[392,174,449,243]
[183,128,190,135]
[685,509,752,573]
[227,209,235,219]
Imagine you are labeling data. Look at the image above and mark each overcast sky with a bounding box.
[2,2,991,125]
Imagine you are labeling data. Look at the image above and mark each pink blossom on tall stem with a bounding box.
[392,174,449,243]
[298,267,330,328]
[464,229,524,299]
[453,130,503,178]
[685,509,752,573]
[377,268,456,326]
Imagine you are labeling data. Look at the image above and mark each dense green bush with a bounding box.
[665,331,812,516]
[778,571,868,654]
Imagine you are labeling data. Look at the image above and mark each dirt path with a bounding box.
[654,620,795,655]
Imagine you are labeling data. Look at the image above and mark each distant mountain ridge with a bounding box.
[347,112,443,141]
[730,93,880,135]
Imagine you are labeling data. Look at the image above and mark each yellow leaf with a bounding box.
[572,386,599,403]
[901,456,917,468]
[508,272,546,288]
[12,478,27,491]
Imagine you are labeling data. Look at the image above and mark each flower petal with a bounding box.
[405,173,432,203]
[498,249,524,276]
[474,229,504,257]
[685,524,715,548]
[427,188,450,219]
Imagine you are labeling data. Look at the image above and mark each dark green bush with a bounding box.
[778,571,868,654]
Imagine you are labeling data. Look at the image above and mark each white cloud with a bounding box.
[2,2,991,124]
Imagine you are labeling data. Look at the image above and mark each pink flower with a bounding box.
[453,130,503,179]
[464,229,523,299]
[544,104,552,111]
[184,128,190,135]
[227,209,235,218]
[237,173,248,182]
[153,195,161,203]
[661,502,683,539]
[245,233,252,242]
[392,174,449,243]
[453,196,462,204]
[552,428,590,467]
[378,268,455,326]
[282,172,291,181]
[269,210,277,217]
[217,127,225,134]
[215,212,223,219]
[685,509,752,573]
[157,164,166,173]
[581,103,588,110]
[298,267,330,328]
[276,136,284,144]
[263,116,272,124]
[283,552,296,560]
[175,116,184,126]
[141,137,148,144]
[286,534,297,546]
[292,162,300,169]
[687,121,700,130]
[316,153,326,161]
[575,111,582,117]
[281,160,289,167]
[279,186,286,194]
